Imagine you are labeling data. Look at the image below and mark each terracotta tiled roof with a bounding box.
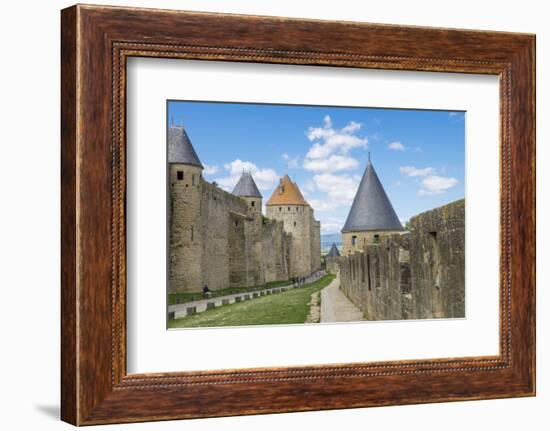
[266,175,309,206]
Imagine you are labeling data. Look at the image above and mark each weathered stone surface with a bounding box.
[169,173,320,293]
[337,199,465,320]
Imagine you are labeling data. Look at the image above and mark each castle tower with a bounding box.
[232,172,262,215]
[168,125,204,293]
[341,160,403,256]
[325,242,341,274]
[327,243,341,257]
[266,175,314,278]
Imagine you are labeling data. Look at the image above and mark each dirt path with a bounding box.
[320,275,363,323]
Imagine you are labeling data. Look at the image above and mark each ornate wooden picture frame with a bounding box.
[61,4,535,425]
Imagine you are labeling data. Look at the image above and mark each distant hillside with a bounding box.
[321,233,342,254]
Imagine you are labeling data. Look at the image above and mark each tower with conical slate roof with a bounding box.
[266,175,320,277]
[342,160,403,256]
[325,242,341,274]
[232,172,262,215]
[327,243,341,257]
[168,125,204,292]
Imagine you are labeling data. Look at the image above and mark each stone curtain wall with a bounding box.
[311,212,322,273]
[337,199,465,320]
[170,175,322,293]
[170,178,297,293]
[260,219,291,283]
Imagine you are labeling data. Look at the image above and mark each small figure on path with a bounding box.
[202,285,212,298]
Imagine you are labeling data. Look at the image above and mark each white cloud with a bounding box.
[305,115,368,160]
[312,173,359,203]
[399,166,436,177]
[418,175,458,196]
[400,165,458,196]
[281,153,299,169]
[388,141,406,151]
[308,199,341,212]
[214,159,279,192]
[302,116,367,176]
[202,163,219,175]
[303,154,359,173]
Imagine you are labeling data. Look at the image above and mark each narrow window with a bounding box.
[279,207,282,212]
[288,207,290,211]
[251,201,255,207]
[352,235,357,246]
[293,221,296,226]
[235,220,239,227]
[192,174,195,186]
[177,171,183,180]
[190,225,194,241]
[374,234,380,244]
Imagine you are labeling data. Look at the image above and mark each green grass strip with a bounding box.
[168,279,294,305]
[168,274,335,328]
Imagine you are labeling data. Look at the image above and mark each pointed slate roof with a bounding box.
[168,126,203,168]
[232,172,262,198]
[266,175,309,206]
[341,161,403,233]
[327,243,341,257]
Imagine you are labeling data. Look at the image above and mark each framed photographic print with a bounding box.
[61,4,535,425]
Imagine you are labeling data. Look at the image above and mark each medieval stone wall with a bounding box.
[266,204,313,278]
[169,177,317,293]
[336,199,465,320]
[311,214,321,273]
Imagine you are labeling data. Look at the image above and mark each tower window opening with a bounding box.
[352,235,357,246]
[251,201,255,207]
[191,225,194,241]
[293,221,296,226]
[279,207,282,212]
[288,207,290,211]
[192,174,195,186]
[177,171,183,180]
[374,234,380,244]
[235,220,239,227]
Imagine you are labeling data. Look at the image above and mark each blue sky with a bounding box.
[168,101,465,234]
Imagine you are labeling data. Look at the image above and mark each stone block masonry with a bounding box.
[335,199,465,320]
[170,177,294,293]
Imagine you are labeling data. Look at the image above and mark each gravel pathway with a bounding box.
[320,276,363,323]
